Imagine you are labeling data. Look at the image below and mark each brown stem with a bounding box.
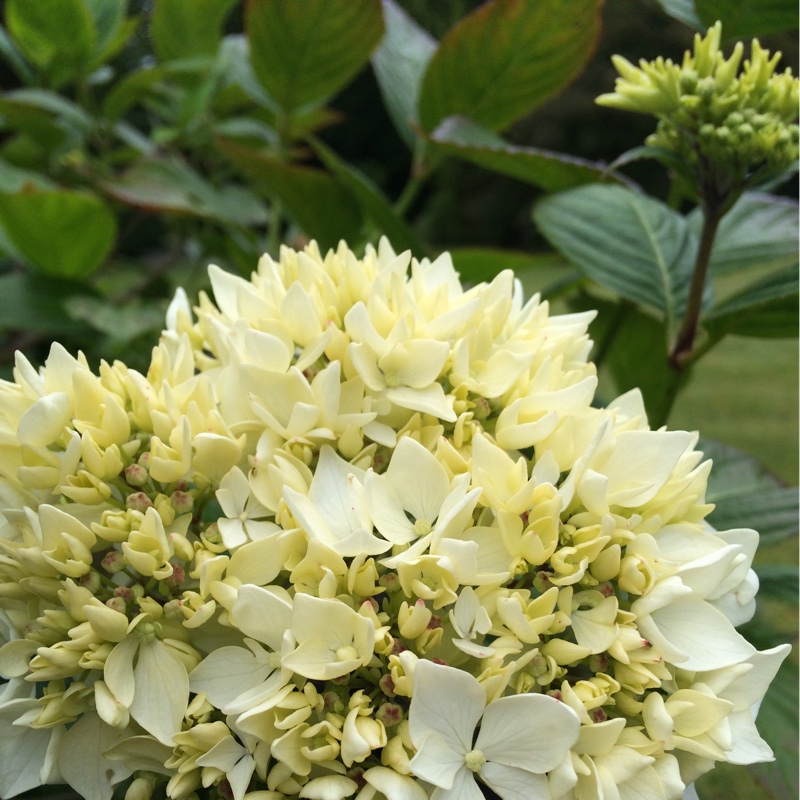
[669,197,723,369]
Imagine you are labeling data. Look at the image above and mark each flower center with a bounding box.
[336,645,359,662]
[413,518,432,536]
[464,748,486,773]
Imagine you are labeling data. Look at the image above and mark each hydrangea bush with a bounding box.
[0,241,790,800]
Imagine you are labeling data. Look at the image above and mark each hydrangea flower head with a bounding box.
[0,239,789,800]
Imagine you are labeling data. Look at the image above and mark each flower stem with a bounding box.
[669,195,723,369]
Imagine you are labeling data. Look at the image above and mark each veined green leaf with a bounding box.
[6,0,96,87]
[309,136,425,256]
[217,138,363,250]
[706,264,798,339]
[85,0,129,67]
[151,0,237,62]
[534,184,708,333]
[0,272,96,334]
[418,0,602,133]
[429,116,617,192]
[97,158,267,227]
[702,437,798,544]
[0,189,116,278]
[696,0,799,38]
[0,23,35,84]
[688,193,800,276]
[371,0,437,149]
[569,292,687,427]
[449,247,570,287]
[245,0,384,116]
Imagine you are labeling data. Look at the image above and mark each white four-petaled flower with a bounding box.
[408,660,580,800]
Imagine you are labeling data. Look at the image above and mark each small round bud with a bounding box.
[125,777,156,800]
[472,396,491,421]
[105,596,127,614]
[589,653,610,673]
[137,451,151,469]
[102,550,126,574]
[77,570,102,594]
[126,492,153,512]
[533,571,554,593]
[170,491,194,514]
[376,702,404,727]
[164,564,185,587]
[113,585,134,602]
[379,673,396,697]
[163,598,184,621]
[124,463,149,487]
[378,572,401,593]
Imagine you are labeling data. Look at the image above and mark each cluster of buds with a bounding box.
[597,22,799,193]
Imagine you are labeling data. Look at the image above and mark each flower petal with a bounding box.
[477,694,580,774]
[409,660,485,754]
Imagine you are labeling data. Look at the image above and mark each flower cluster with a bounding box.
[0,240,789,800]
[597,22,799,190]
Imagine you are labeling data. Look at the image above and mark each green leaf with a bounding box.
[101,61,211,120]
[97,159,268,227]
[428,116,617,192]
[246,0,385,116]
[213,34,277,111]
[418,0,602,133]
[0,190,116,278]
[65,296,166,342]
[449,247,569,287]
[688,193,800,276]
[0,89,92,151]
[0,23,35,84]
[85,0,128,66]
[753,563,799,604]
[654,0,704,28]
[151,0,237,62]
[748,660,799,798]
[696,0,799,38]
[309,137,425,257]
[217,139,363,250]
[0,272,96,334]
[534,184,707,333]
[6,0,96,87]
[701,438,798,544]
[705,264,798,339]
[0,159,56,193]
[371,0,437,149]
[571,292,687,425]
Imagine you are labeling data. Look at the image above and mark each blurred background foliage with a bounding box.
[0,1,796,798]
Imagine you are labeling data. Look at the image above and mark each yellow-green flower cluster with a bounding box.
[0,240,789,800]
[597,23,799,188]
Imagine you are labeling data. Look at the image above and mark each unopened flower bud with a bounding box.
[379,674,396,697]
[109,583,129,600]
[379,572,401,593]
[127,492,153,512]
[376,702,403,727]
[533,571,554,592]
[77,570,101,594]
[125,776,156,800]
[102,550,126,574]
[163,598,184,621]
[170,491,194,514]
[589,653,610,673]
[105,596,127,614]
[124,463,149,486]
[164,564,185,587]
